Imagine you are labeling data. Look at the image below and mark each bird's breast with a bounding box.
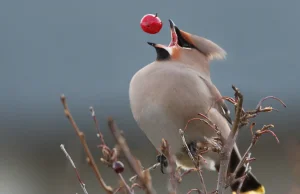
[129,62,216,152]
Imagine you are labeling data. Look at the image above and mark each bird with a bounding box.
[129,19,265,194]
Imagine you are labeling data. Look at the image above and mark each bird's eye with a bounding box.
[178,38,194,49]
[175,27,195,49]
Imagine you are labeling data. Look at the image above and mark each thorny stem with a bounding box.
[108,118,155,194]
[179,129,207,194]
[60,95,113,194]
[60,144,89,194]
[216,86,243,194]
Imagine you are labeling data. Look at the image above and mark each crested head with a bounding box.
[169,19,226,61]
[177,29,227,60]
[147,19,226,63]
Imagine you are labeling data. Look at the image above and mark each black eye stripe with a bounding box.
[175,27,196,49]
[178,37,195,48]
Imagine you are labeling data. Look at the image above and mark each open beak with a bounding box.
[168,19,178,47]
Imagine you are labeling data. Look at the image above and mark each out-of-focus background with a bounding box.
[1,1,300,194]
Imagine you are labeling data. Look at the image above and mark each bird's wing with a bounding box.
[218,100,232,125]
[197,75,232,125]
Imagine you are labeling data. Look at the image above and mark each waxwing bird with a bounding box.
[129,19,265,194]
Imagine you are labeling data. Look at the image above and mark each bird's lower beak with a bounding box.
[147,42,168,49]
[168,19,178,47]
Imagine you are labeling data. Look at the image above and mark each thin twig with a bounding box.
[160,139,177,194]
[60,144,89,194]
[89,106,106,145]
[236,153,252,194]
[113,187,122,194]
[231,142,254,180]
[216,85,243,194]
[186,188,204,194]
[255,96,287,110]
[207,96,237,115]
[129,163,161,183]
[131,183,143,190]
[231,124,277,181]
[179,129,207,194]
[108,118,155,194]
[179,168,197,180]
[185,118,216,133]
[239,96,286,126]
[118,173,134,194]
[226,175,247,189]
[60,95,113,194]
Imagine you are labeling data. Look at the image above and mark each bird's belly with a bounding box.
[136,102,184,153]
[130,65,218,164]
[135,88,216,155]
[138,103,219,171]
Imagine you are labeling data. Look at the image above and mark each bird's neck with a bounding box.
[177,50,211,80]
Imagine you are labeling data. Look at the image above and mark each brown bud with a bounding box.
[86,157,91,165]
[261,106,273,112]
[102,148,111,160]
[112,161,124,174]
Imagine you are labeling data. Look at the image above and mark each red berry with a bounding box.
[140,13,163,34]
[112,161,124,174]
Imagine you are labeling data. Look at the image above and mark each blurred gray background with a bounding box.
[0,0,300,193]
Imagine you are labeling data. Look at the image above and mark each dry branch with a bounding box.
[160,139,178,194]
[60,95,114,194]
[60,85,285,194]
[236,153,252,194]
[89,106,106,146]
[186,188,203,194]
[108,118,155,194]
[179,129,207,194]
[216,85,243,194]
[129,163,161,183]
[231,124,276,181]
[60,144,89,194]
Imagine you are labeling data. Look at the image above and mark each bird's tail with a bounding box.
[229,148,265,194]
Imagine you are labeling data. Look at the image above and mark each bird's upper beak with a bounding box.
[168,19,178,47]
[167,19,196,50]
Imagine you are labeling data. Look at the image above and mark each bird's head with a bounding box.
[148,19,226,63]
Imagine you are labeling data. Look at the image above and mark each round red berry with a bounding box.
[140,13,163,34]
[112,161,125,174]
